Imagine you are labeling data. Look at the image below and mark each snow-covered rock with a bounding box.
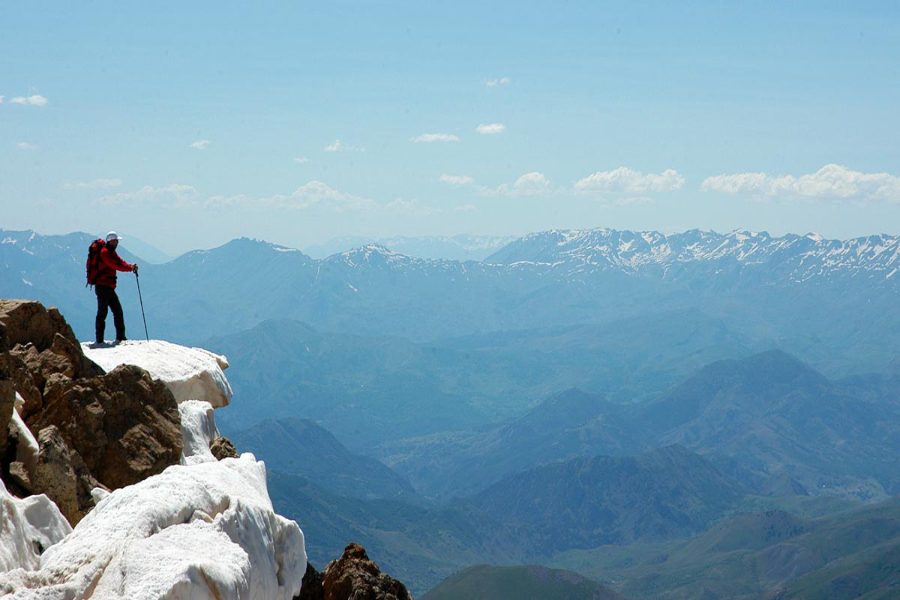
[0,477,71,573]
[1,454,306,599]
[81,339,233,408]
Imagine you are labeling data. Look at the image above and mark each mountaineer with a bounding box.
[87,231,138,344]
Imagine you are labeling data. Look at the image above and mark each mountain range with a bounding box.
[382,350,900,501]
[304,234,517,261]
[3,227,899,377]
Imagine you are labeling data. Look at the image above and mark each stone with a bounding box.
[322,543,414,600]
[27,364,183,494]
[210,436,239,460]
[297,562,325,600]
[30,426,79,524]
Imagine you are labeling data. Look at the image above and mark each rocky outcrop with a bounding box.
[0,300,182,524]
[320,543,414,600]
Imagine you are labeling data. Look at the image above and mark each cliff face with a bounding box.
[0,299,183,524]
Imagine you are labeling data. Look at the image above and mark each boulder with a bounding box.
[211,436,239,461]
[29,426,79,523]
[0,300,79,352]
[322,543,414,600]
[297,562,325,600]
[27,364,182,496]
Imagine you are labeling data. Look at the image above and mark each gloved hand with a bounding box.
[133,264,139,273]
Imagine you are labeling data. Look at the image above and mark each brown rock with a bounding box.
[297,562,325,600]
[322,543,414,600]
[8,351,42,419]
[30,425,80,523]
[27,364,183,493]
[0,322,14,466]
[210,436,239,460]
[0,300,79,351]
[0,300,103,384]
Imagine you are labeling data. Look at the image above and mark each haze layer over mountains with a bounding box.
[2,226,899,597]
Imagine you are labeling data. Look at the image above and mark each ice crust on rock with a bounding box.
[0,477,71,573]
[1,454,306,600]
[81,339,233,408]
[12,392,39,473]
[179,400,220,465]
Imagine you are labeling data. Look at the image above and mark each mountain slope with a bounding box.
[466,446,746,551]
[551,499,900,600]
[230,417,419,502]
[421,565,625,600]
[208,309,750,452]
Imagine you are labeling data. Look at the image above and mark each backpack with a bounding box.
[86,238,105,287]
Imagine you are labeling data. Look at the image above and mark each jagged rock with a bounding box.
[1,332,15,471]
[210,435,239,460]
[27,364,182,499]
[322,543,414,600]
[0,300,79,352]
[0,300,102,387]
[8,351,41,420]
[29,425,79,523]
[297,563,325,600]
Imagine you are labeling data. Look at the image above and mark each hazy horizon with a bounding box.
[2,3,898,255]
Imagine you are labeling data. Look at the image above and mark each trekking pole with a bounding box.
[135,271,150,341]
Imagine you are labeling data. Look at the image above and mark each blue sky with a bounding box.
[2,1,898,254]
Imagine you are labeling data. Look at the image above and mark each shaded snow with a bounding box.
[179,400,220,466]
[81,339,233,408]
[0,478,71,573]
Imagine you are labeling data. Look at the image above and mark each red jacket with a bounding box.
[96,246,134,289]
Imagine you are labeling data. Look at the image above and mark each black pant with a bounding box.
[95,284,125,342]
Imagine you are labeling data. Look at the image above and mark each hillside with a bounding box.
[421,564,625,600]
[551,499,900,600]
[230,417,420,502]
[467,446,746,550]
[205,308,751,448]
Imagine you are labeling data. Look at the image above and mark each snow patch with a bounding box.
[81,340,233,408]
[1,454,306,600]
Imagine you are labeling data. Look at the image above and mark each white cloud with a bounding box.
[476,123,506,135]
[574,167,685,193]
[64,178,122,190]
[439,174,475,186]
[486,77,511,87]
[324,139,365,153]
[701,164,900,203]
[0,96,4,104]
[206,181,377,212]
[454,204,478,212]
[190,140,211,150]
[96,184,199,207]
[440,171,553,197]
[411,133,460,143]
[10,95,48,106]
[384,198,441,215]
[17,142,36,150]
[293,157,309,164]
[498,171,551,196]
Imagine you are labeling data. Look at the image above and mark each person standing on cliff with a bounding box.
[94,231,138,344]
